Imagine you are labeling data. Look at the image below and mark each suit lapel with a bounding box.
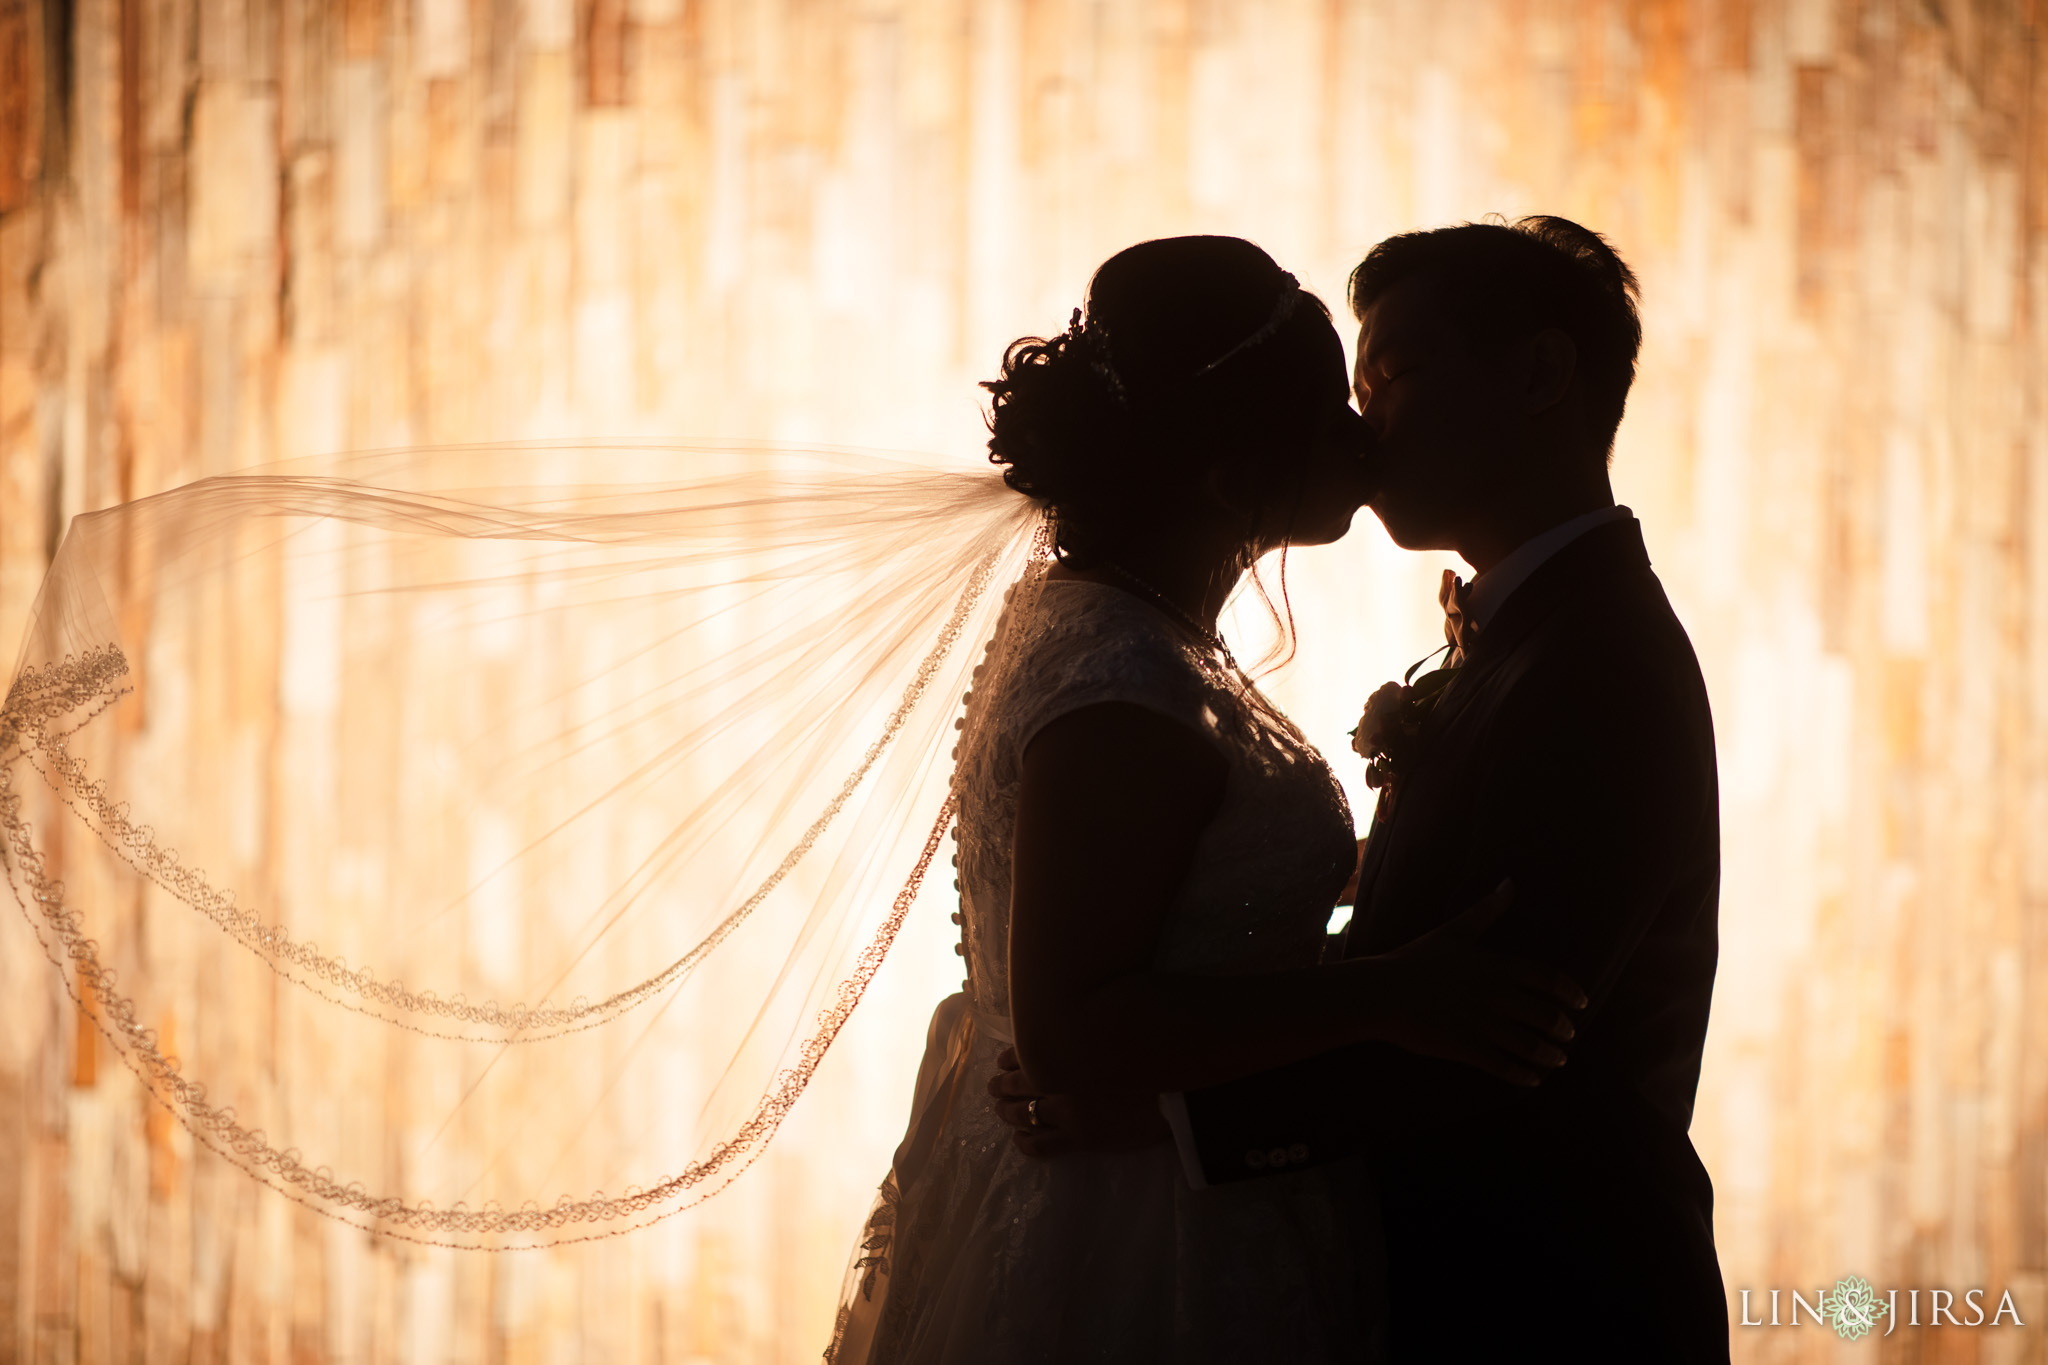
[1343,796,1401,953]
[1342,519,1654,957]
[1431,518,1651,722]
[1474,519,1649,656]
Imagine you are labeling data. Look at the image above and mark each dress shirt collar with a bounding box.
[1462,504,1633,631]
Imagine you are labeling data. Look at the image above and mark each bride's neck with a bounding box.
[1051,532,1250,632]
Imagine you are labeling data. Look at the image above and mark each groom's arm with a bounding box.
[1180,647,1717,1183]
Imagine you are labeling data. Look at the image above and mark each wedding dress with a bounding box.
[827,565,1385,1364]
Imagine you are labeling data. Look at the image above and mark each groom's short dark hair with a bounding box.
[1348,216,1642,458]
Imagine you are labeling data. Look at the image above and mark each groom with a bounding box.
[995,217,1727,1361]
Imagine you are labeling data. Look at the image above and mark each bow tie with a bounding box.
[1439,569,1480,667]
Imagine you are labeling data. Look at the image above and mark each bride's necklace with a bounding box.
[1098,561,1242,675]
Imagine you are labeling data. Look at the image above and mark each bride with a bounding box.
[826,236,1586,1363]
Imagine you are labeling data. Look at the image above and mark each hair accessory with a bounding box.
[1072,310,1133,406]
[1075,271,1302,405]
[1191,272,1302,377]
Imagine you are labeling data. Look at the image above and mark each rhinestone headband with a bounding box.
[1191,272,1302,376]
[1072,271,1303,406]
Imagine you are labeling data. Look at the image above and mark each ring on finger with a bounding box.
[1027,1098,1041,1128]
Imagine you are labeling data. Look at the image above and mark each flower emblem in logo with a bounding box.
[1824,1275,1888,1340]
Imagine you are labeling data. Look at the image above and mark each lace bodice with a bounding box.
[951,567,1357,1026]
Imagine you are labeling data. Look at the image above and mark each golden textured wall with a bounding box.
[4,0,2048,1360]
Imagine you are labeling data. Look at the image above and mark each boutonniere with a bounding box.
[1349,652,1460,798]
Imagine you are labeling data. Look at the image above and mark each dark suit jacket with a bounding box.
[1183,519,1728,1363]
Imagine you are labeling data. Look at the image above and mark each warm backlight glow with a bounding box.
[0,1,2043,1359]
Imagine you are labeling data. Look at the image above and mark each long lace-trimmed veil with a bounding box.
[0,442,1043,1249]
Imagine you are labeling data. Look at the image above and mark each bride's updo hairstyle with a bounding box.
[983,236,1342,567]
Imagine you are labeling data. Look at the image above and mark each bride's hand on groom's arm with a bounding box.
[1365,881,1589,1088]
[986,1047,1170,1158]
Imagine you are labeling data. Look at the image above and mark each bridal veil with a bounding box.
[0,443,1041,1249]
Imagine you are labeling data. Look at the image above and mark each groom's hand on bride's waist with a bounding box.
[987,1047,1171,1158]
